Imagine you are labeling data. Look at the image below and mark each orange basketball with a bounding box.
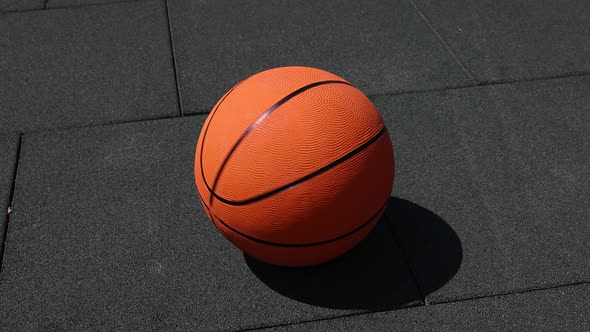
[194,66,394,267]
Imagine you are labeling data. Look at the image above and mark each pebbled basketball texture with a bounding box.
[194,66,394,267]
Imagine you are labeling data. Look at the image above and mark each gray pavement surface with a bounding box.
[0,0,588,330]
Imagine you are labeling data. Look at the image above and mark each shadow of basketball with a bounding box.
[386,197,464,299]
[245,197,462,310]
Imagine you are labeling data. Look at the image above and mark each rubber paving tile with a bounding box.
[0,0,178,133]
[0,0,43,11]
[168,0,472,114]
[264,283,590,331]
[0,116,421,331]
[413,0,590,82]
[376,75,590,303]
[0,135,19,263]
[47,0,140,9]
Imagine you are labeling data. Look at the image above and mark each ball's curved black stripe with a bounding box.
[199,80,386,205]
[198,77,248,202]
[211,127,386,206]
[199,79,353,205]
[200,192,389,248]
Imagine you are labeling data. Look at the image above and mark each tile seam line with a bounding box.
[366,70,590,99]
[406,0,477,83]
[190,71,590,115]
[0,0,151,14]
[237,280,590,331]
[7,71,589,136]
[430,280,590,306]
[233,303,425,332]
[0,133,23,275]
[382,217,428,305]
[22,114,178,135]
[164,0,184,117]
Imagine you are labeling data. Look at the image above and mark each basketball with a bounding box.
[194,66,394,267]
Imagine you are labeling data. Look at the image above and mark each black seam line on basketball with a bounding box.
[209,198,389,248]
[198,76,313,204]
[200,79,353,205]
[198,78,248,203]
[210,126,386,206]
